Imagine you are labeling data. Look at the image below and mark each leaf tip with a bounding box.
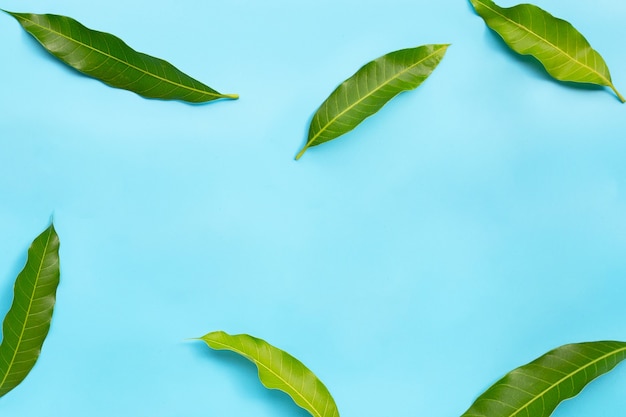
[185,336,203,342]
[439,43,451,54]
[2,9,23,19]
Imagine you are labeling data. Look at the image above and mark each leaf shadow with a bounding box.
[187,342,312,417]
[18,30,85,79]
[480,27,609,97]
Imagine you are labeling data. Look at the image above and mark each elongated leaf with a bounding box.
[0,224,60,397]
[200,331,339,417]
[461,341,626,417]
[469,0,624,102]
[3,11,238,103]
[296,44,448,160]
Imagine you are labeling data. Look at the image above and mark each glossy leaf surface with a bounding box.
[4,11,238,103]
[461,341,626,417]
[0,224,60,397]
[469,0,624,102]
[200,331,339,417]
[296,44,448,160]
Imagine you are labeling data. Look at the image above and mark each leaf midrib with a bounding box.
[13,13,226,99]
[208,339,325,417]
[308,46,446,147]
[508,345,626,417]
[474,0,611,86]
[0,229,52,390]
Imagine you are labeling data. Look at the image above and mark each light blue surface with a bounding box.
[1,0,625,415]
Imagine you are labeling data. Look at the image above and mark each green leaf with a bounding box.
[3,11,238,103]
[199,331,339,417]
[469,0,624,102]
[0,223,60,397]
[460,341,626,417]
[296,44,449,160]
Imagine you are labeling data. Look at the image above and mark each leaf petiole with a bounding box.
[610,85,625,103]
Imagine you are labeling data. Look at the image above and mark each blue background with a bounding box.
[1,0,625,415]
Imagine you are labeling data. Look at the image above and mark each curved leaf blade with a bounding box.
[4,11,238,103]
[469,0,624,102]
[296,44,449,160]
[200,331,339,417]
[0,223,60,397]
[461,341,626,417]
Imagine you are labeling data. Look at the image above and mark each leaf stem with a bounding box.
[223,93,239,100]
[610,84,625,103]
[295,145,308,160]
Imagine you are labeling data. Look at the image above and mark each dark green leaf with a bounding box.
[199,331,339,417]
[469,0,624,102]
[461,341,626,417]
[296,44,449,160]
[4,11,238,103]
[0,224,60,397]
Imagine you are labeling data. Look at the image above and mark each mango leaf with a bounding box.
[199,331,339,417]
[461,341,626,417]
[3,11,238,103]
[469,0,624,102]
[0,224,60,397]
[296,44,449,160]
